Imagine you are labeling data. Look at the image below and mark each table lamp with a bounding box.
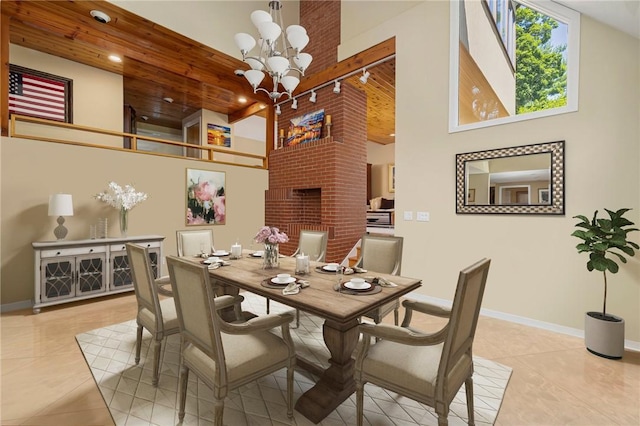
[48,194,74,240]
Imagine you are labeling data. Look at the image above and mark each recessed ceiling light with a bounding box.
[390,133,395,137]
[108,55,122,63]
[259,104,266,110]
[140,115,149,121]
[163,97,174,103]
[90,10,111,24]
[238,96,247,103]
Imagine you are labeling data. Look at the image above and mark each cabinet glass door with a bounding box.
[76,253,106,295]
[41,258,75,301]
[111,251,132,289]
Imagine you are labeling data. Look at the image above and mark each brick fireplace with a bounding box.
[263,0,368,262]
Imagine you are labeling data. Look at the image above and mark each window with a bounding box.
[449,0,580,132]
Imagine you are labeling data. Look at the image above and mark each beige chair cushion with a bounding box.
[138,298,179,332]
[183,330,291,384]
[362,340,472,398]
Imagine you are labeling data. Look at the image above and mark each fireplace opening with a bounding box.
[292,188,321,224]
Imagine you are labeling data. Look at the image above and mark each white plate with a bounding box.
[271,277,296,285]
[213,251,229,256]
[203,257,221,264]
[344,281,372,290]
[322,264,339,272]
[251,251,264,257]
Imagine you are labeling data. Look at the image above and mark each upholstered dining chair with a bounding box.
[354,234,404,325]
[176,229,215,257]
[354,258,491,426]
[166,256,296,425]
[266,230,328,328]
[126,243,180,386]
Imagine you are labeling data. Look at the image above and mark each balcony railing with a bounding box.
[8,114,268,169]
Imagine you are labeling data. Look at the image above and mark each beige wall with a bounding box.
[10,45,123,147]
[367,142,395,199]
[0,137,268,306]
[341,2,640,342]
[2,2,638,344]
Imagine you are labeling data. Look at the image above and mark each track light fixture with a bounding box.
[359,69,370,84]
[309,90,317,103]
[275,104,281,115]
[333,80,341,94]
[291,98,298,109]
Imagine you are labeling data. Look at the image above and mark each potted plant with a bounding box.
[572,208,638,359]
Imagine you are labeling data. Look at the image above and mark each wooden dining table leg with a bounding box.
[294,318,360,423]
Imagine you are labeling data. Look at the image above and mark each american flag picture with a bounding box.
[9,66,71,122]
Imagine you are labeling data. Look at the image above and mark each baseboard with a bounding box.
[1,299,33,313]
[406,293,640,352]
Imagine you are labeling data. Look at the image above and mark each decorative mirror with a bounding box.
[456,141,565,215]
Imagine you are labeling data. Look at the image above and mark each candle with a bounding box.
[326,114,332,125]
[296,254,310,275]
[231,243,242,259]
[279,129,284,138]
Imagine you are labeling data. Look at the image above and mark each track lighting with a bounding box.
[359,69,370,84]
[309,90,317,103]
[275,104,281,115]
[291,98,298,109]
[333,80,341,94]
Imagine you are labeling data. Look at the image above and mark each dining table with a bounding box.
[202,251,422,424]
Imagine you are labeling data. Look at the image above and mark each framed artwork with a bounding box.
[9,64,73,123]
[388,164,395,193]
[468,188,476,203]
[207,123,231,147]
[186,168,226,225]
[539,188,550,204]
[285,109,324,147]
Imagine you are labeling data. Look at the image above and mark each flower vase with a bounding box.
[119,208,128,237]
[263,243,279,269]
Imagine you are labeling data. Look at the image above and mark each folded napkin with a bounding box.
[283,282,300,295]
[282,279,310,295]
[343,267,355,275]
[376,277,398,287]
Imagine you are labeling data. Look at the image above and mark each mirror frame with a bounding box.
[456,140,565,215]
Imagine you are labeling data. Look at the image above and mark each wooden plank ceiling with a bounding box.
[2,0,395,144]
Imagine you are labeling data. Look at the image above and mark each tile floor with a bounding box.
[1,291,639,425]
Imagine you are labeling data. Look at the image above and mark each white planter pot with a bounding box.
[584,312,625,359]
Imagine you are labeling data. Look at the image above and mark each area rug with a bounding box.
[76,292,512,426]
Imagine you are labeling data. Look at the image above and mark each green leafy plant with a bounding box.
[572,208,638,318]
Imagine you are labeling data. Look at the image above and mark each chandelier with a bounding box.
[234,0,312,102]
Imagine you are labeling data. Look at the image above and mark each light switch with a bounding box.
[417,211,430,222]
[403,211,413,221]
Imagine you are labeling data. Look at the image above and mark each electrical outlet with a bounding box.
[417,211,430,222]
[403,211,413,220]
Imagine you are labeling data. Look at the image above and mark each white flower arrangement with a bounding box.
[95,182,148,211]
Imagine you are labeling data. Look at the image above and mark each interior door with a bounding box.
[184,118,201,159]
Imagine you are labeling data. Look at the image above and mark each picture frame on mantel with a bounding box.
[388,164,395,193]
[186,168,226,226]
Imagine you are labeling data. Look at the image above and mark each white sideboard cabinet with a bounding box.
[32,235,164,314]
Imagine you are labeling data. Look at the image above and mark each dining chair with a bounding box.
[354,234,404,325]
[166,256,296,425]
[126,243,180,386]
[176,229,215,257]
[354,258,491,426]
[266,230,328,328]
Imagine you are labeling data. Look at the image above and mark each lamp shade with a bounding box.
[258,21,281,43]
[293,53,312,72]
[288,31,309,51]
[48,194,74,216]
[245,69,265,88]
[234,33,256,53]
[266,56,289,75]
[280,75,300,93]
[250,10,272,28]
